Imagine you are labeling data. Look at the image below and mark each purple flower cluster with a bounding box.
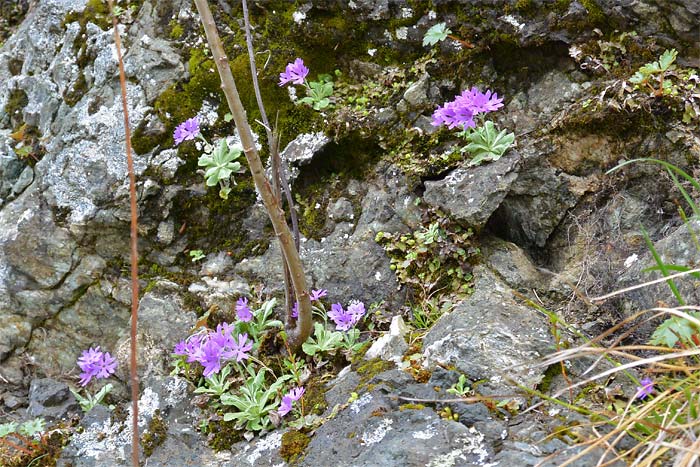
[432,87,504,130]
[279,58,309,86]
[291,289,328,318]
[236,297,253,322]
[77,346,118,387]
[174,323,252,377]
[278,387,305,416]
[174,117,200,145]
[328,301,366,331]
[635,377,654,400]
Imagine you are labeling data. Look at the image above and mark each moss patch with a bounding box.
[4,88,27,130]
[279,430,311,464]
[141,410,168,457]
[207,418,243,451]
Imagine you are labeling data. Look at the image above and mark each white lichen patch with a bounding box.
[246,432,283,465]
[350,392,373,414]
[67,387,161,461]
[361,418,393,446]
[412,420,439,440]
[500,14,524,31]
[427,428,494,467]
[624,253,638,268]
[395,27,409,40]
[401,7,413,18]
[164,377,189,408]
[293,10,307,24]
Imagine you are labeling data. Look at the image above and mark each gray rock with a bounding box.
[423,267,552,394]
[279,132,331,184]
[402,73,431,108]
[620,219,700,311]
[364,315,409,366]
[489,159,588,248]
[327,197,354,222]
[201,251,235,277]
[27,377,79,421]
[423,151,520,229]
[114,284,197,382]
[303,403,495,467]
[58,376,218,467]
[237,165,420,310]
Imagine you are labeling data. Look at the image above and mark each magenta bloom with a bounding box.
[291,302,299,318]
[278,386,305,416]
[328,301,366,331]
[432,87,504,130]
[310,289,328,301]
[173,117,200,145]
[635,377,654,400]
[279,58,309,86]
[172,325,252,377]
[236,297,253,322]
[227,333,253,362]
[77,346,118,387]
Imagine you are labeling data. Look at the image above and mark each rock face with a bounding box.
[422,267,553,394]
[237,163,421,309]
[27,377,79,421]
[57,377,218,467]
[423,151,520,229]
[0,0,188,384]
[0,0,697,466]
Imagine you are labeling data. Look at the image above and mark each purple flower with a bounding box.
[291,302,299,318]
[347,301,366,321]
[199,339,224,377]
[465,87,503,113]
[432,87,504,130]
[77,346,118,387]
[310,289,328,301]
[173,117,200,145]
[173,325,253,377]
[279,58,309,86]
[236,297,253,322]
[328,303,354,331]
[279,387,305,416]
[635,377,654,400]
[227,333,253,363]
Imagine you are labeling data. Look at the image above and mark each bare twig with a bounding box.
[240,0,301,320]
[591,267,700,302]
[193,0,312,349]
[108,2,140,465]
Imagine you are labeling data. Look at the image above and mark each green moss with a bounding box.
[579,0,606,26]
[536,364,563,393]
[63,0,112,30]
[207,419,242,451]
[169,20,184,39]
[141,411,168,457]
[352,358,395,392]
[399,403,426,411]
[279,430,310,464]
[303,375,329,416]
[514,0,535,13]
[4,89,27,130]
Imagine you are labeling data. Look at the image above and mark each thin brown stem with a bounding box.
[240,0,301,318]
[446,34,475,49]
[193,0,312,350]
[0,436,35,456]
[108,2,140,466]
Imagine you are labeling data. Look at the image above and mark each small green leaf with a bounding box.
[658,49,677,71]
[423,23,451,47]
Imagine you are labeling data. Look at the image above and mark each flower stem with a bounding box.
[193,0,313,350]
